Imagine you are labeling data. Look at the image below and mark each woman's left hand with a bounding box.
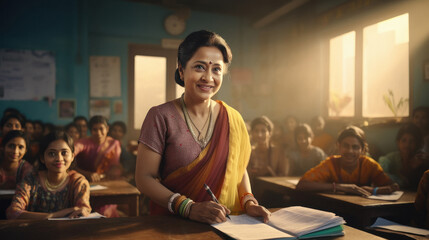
[245,201,271,223]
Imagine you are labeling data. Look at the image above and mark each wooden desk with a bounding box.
[90,180,141,216]
[255,177,416,227]
[0,180,141,218]
[0,215,385,240]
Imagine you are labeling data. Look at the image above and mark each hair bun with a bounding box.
[175,69,185,87]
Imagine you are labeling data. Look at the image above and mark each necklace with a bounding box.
[45,174,68,192]
[180,94,214,149]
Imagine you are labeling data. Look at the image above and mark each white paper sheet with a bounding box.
[90,185,108,191]
[286,179,299,185]
[370,217,429,236]
[48,212,105,220]
[0,189,15,195]
[212,215,294,240]
[367,191,404,201]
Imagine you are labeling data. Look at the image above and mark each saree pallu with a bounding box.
[75,137,121,174]
[151,101,251,215]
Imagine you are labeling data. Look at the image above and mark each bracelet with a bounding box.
[173,195,187,214]
[332,182,336,193]
[240,193,258,211]
[167,193,181,213]
[373,187,378,195]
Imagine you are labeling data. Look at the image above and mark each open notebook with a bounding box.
[212,206,345,240]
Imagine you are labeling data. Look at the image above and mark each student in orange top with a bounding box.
[296,126,399,196]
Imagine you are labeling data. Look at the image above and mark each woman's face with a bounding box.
[413,111,429,130]
[2,118,22,136]
[338,136,363,166]
[25,122,34,136]
[66,126,80,143]
[34,123,44,137]
[41,139,74,174]
[75,120,88,137]
[252,124,271,145]
[3,137,26,163]
[397,133,417,157]
[297,133,311,151]
[91,123,108,144]
[110,125,124,141]
[180,46,224,102]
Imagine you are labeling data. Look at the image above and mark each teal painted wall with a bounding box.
[0,0,258,126]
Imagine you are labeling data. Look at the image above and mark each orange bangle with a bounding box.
[173,195,187,214]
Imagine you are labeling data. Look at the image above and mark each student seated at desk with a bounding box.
[248,116,284,178]
[6,131,91,219]
[296,126,399,196]
[285,123,326,176]
[0,130,33,189]
[379,123,428,190]
[74,115,122,182]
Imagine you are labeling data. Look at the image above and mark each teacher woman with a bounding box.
[135,30,270,224]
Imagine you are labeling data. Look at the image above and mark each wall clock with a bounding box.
[164,14,186,36]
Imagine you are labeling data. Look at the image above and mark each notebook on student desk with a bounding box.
[212,206,345,240]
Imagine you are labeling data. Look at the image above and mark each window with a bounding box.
[329,13,409,119]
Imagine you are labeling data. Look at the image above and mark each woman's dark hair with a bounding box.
[110,121,127,134]
[251,116,274,133]
[294,124,314,143]
[89,115,109,130]
[396,123,423,149]
[38,130,74,170]
[0,113,25,129]
[33,120,44,131]
[1,130,29,149]
[175,30,232,87]
[337,125,369,154]
[413,106,429,118]
[73,116,88,124]
[64,122,79,132]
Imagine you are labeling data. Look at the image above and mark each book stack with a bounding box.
[212,206,345,240]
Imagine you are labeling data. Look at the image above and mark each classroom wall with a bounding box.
[247,0,429,155]
[0,0,258,126]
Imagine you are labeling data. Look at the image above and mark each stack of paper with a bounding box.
[370,217,429,236]
[212,206,345,240]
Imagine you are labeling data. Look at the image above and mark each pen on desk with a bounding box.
[204,183,231,220]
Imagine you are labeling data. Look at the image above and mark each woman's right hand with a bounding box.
[337,184,371,197]
[188,201,231,224]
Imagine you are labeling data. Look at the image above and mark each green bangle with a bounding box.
[373,187,378,195]
[179,198,190,217]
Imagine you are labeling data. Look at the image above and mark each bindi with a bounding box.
[209,61,212,64]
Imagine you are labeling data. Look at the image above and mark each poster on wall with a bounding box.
[90,56,121,97]
[89,99,111,119]
[0,49,56,100]
[58,99,76,119]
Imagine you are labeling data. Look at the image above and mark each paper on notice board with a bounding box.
[0,49,55,100]
[90,56,121,97]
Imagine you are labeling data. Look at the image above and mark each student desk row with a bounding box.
[0,215,385,240]
[0,180,141,217]
[254,177,416,227]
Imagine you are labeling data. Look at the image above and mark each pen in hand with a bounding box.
[204,183,231,220]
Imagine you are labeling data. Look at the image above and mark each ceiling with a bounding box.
[130,0,315,28]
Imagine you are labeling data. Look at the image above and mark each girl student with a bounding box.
[0,130,33,189]
[6,131,91,219]
[296,126,399,196]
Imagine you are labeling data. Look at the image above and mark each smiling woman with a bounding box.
[135,30,271,224]
[296,125,399,196]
